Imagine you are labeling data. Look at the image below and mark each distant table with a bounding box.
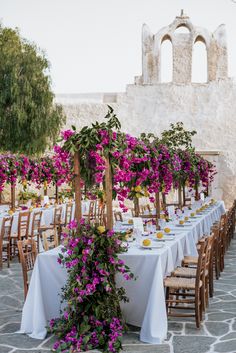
[19,201,225,343]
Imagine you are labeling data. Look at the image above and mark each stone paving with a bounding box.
[0,239,236,353]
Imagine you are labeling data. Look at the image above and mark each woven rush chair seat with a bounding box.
[182,255,198,266]
[172,267,197,278]
[172,266,209,278]
[164,276,202,290]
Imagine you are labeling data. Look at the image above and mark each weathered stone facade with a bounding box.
[56,12,236,207]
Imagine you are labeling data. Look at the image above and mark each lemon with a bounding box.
[128,219,133,224]
[8,210,14,215]
[143,238,151,246]
[156,232,164,239]
[184,216,189,221]
[97,226,106,234]
[160,214,165,219]
[164,227,171,234]
[134,185,142,192]
[190,212,195,217]
[29,207,33,212]
[125,233,130,241]
[135,193,142,198]
[179,220,185,225]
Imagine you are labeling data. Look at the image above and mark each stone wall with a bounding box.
[55,13,236,208]
[58,79,236,208]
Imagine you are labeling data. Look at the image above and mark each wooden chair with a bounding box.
[64,203,73,226]
[97,204,106,226]
[172,235,215,311]
[11,211,30,257]
[84,201,96,223]
[29,211,42,251]
[164,241,206,328]
[42,229,58,251]
[114,211,123,222]
[39,206,63,234]
[17,211,30,240]
[0,216,13,269]
[17,239,37,299]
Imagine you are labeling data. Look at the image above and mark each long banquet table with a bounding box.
[19,201,225,343]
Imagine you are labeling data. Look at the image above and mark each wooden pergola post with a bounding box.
[195,183,200,201]
[162,192,166,210]
[178,185,182,209]
[105,157,113,230]
[134,196,140,217]
[55,184,58,203]
[11,183,15,210]
[183,185,186,206]
[155,192,160,230]
[43,181,48,196]
[74,151,82,224]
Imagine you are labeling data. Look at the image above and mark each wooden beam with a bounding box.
[195,183,200,201]
[162,192,166,210]
[178,185,182,209]
[134,196,140,217]
[11,184,15,210]
[155,192,160,230]
[74,151,82,224]
[183,185,186,206]
[105,157,113,230]
[55,184,58,203]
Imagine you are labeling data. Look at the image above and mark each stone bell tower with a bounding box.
[136,10,228,85]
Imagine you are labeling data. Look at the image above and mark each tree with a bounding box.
[0,25,66,155]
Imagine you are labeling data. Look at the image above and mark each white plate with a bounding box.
[139,241,164,249]
[155,236,175,241]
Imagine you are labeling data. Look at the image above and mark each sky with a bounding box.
[1,0,236,93]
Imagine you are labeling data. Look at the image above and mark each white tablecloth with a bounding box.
[19,201,225,343]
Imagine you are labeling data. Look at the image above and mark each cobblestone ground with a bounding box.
[0,239,236,353]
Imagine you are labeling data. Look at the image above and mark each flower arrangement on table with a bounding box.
[49,220,134,353]
[18,190,38,203]
[58,187,74,201]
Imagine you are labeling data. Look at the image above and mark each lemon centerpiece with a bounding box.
[142,238,151,247]
[156,231,164,239]
[128,219,133,225]
[179,220,185,225]
[97,226,106,234]
[184,216,189,221]
[8,209,14,215]
[190,212,195,217]
[164,227,171,234]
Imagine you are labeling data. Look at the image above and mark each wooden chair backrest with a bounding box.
[53,207,62,226]
[204,233,215,273]
[0,216,13,242]
[31,211,42,236]
[114,211,123,222]
[195,240,207,293]
[17,239,37,299]
[43,230,59,251]
[88,201,96,220]
[65,203,73,225]
[18,211,30,240]
[97,204,106,225]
